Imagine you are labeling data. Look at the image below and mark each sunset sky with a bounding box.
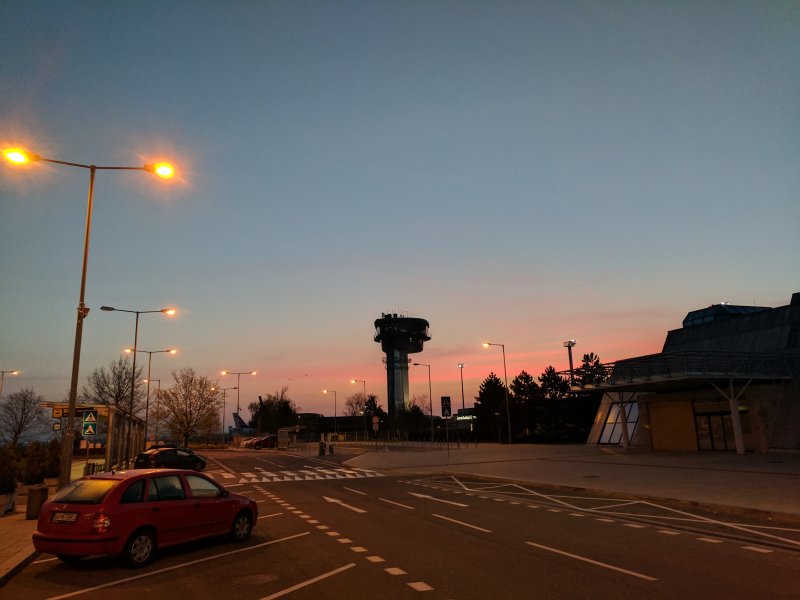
[1,1,798,419]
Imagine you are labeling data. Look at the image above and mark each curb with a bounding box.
[0,545,37,589]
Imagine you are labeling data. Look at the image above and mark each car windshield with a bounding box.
[52,479,118,504]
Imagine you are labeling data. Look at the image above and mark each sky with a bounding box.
[1,1,798,419]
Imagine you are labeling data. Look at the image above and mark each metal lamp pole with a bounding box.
[144,379,160,443]
[483,342,512,444]
[221,370,257,413]
[323,390,337,434]
[413,363,434,443]
[0,370,20,400]
[3,148,176,489]
[102,306,176,467]
[351,379,366,439]
[217,387,236,442]
[457,363,465,411]
[127,348,176,441]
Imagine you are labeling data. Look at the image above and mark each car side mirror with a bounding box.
[220,489,229,498]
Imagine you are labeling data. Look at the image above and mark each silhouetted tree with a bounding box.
[473,373,507,441]
[575,352,607,387]
[0,388,48,446]
[159,368,220,446]
[80,357,145,415]
[249,387,297,433]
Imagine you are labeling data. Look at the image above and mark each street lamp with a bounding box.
[563,339,577,386]
[220,370,257,414]
[323,389,337,434]
[143,379,161,443]
[212,387,237,442]
[102,306,176,467]
[4,147,177,489]
[351,379,367,439]
[412,363,435,443]
[483,342,512,444]
[126,347,176,440]
[457,363,465,411]
[0,370,20,400]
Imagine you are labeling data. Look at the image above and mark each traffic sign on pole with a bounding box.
[441,396,452,417]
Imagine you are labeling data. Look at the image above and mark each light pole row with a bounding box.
[3,147,177,489]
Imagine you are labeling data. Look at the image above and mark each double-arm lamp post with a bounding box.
[0,370,21,400]
[220,371,257,414]
[103,306,176,467]
[483,342,512,444]
[3,147,176,489]
[323,389,337,434]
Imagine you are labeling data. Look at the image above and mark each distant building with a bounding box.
[582,292,800,453]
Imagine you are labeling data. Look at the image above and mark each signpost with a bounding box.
[82,410,97,474]
[441,397,451,467]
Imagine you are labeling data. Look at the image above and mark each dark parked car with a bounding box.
[32,469,258,566]
[134,447,206,471]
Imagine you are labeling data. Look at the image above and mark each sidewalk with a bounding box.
[3,445,799,587]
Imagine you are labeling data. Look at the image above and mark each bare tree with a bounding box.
[410,393,429,414]
[159,368,220,446]
[80,357,145,415]
[0,388,48,446]
[344,393,366,417]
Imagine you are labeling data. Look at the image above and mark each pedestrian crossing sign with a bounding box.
[83,410,98,423]
[82,422,96,436]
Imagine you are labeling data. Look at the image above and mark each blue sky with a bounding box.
[1,1,798,417]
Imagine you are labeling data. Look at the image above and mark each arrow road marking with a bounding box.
[323,496,367,514]
[408,492,468,507]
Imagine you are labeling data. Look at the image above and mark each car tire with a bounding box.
[124,528,156,568]
[231,511,252,542]
[254,443,262,450]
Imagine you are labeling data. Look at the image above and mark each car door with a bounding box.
[184,474,231,536]
[146,474,197,545]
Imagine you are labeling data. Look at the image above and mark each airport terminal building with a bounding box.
[583,292,800,453]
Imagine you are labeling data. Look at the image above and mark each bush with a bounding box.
[0,446,20,493]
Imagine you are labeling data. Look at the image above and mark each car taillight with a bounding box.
[92,513,112,533]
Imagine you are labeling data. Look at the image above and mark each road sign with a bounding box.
[441,396,452,417]
[52,407,65,419]
[372,415,379,431]
[83,410,98,423]
[82,422,96,436]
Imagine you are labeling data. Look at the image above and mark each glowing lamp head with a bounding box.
[146,162,176,179]
[169,349,177,354]
[3,148,39,165]
[125,348,133,354]
[482,342,490,348]
[250,371,257,375]
[221,371,228,375]
[162,308,176,316]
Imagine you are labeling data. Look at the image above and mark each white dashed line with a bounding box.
[365,556,385,563]
[742,546,772,554]
[407,582,434,592]
[697,537,723,544]
[658,530,680,536]
[385,567,407,576]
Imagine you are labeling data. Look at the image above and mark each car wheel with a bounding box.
[194,461,204,471]
[124,528,156,568]
[254,443,262,450]
[231,511,252,542]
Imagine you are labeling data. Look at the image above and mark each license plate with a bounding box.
[52,512,78,523]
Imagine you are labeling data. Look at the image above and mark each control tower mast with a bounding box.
[374,314,431,418]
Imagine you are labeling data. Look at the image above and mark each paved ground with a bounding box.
[2,443,799,587]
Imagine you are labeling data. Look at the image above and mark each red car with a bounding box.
[32,469,258,567]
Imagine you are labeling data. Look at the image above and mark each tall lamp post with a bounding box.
[563,339,577,386]
[323,389,337,434]
[412,362,434,443]
[144,379,160,443]
[126,347,176,440]
[350,379,367,439]
[102,306,176,467]
[483,342,512,444]
[221,370,257,414]
[212,387,237,442]
[0,370,20,399]
[3,147,176,489]
[457,363,465,411]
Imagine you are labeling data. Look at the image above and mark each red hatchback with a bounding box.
[33,469,258,567]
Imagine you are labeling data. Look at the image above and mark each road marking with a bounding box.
[385,567,407,575]
[258,563,357,600]
[409,492,468,507]
[33,557,58,564]
[323,496,367,513]
[343,486,367,495]
[45,532,311,600]
[624,524,646,529]
[259,512,284,519]
[351,546,368,553]
[525,541,658,582]
[658,530,680,536]
[326,531,340,536]
[742,546,772,553]
[365,556,385,563]
[697,537,723,544]
[408,582,434,591]
[432,513,492,533]
[596,518,615,523]
[380,498,415,510]
[337,538,353,544]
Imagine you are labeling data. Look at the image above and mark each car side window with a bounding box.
[177,450,191,458]
[148,475,186,501]
[186,475,222,499]
[120,479,145,504]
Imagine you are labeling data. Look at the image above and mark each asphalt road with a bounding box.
[7,449,800,599]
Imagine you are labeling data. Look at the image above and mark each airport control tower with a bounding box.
[374,314,431,418]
